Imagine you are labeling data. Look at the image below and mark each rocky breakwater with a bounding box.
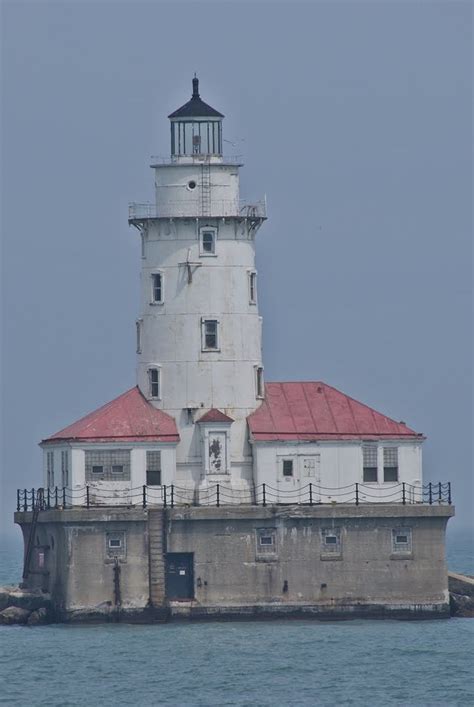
[0,586,54,626]
[449,572,474,618]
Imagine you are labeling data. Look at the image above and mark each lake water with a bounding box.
[1,528,473,706]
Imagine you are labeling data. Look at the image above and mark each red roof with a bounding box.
[247,382,422,442]
[43,387,179,444]
[197,408,234,424]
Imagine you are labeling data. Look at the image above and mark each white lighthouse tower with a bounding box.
[129,76,267,495]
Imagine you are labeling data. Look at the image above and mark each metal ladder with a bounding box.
[201,161,211,216]
[21,488,44,585]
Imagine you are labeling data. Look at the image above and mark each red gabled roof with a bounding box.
[247,382,422,442]
[197,408,234,424]
[43,387,179,444]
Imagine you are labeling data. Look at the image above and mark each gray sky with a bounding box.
[1,1,472,535]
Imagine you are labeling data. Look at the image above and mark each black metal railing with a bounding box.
[16,481,452,512]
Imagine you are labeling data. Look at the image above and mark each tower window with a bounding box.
[383,448,399,482]
[200,228,216,256]
[151,273,163,304]
[255,366,264,398]
[363,444,378,483]
[249,271,257,304]
[46,451,55,488]
[136,319,142,354]
[149,367,161,398]
[202,319,219,350]
[61,451,69,488]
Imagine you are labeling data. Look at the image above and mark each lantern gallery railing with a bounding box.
[149,155,244,166]
[128,198,267,220]
[17,482,452,512]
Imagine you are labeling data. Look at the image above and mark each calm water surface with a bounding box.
[1,529,473,707]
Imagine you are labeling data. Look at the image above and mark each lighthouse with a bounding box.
[130,76,266,494]
[15,77,454,622]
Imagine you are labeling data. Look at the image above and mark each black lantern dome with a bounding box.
[168,77,224,157]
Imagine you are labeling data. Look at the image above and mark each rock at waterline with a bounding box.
[0,606,31,625]
[27,607,50,626]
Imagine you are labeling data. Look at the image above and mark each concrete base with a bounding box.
[14,503,454,624]
[53,601,450,624]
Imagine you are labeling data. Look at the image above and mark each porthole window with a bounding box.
[187,180,197,190]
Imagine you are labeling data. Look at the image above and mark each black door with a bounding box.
[166,553,194,600]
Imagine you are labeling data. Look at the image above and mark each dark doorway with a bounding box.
[165,553,194,600]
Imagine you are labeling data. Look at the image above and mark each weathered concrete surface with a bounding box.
[448,572,474,617]
[14,504,454,622]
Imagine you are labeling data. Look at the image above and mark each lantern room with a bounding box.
[168,76,224,158]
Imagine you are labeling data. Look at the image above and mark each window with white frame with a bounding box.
[148,367,161,398]
[321,528,342,556]
[391,527,412,554]
[201,319,219,351]
[61,451,69,488]
[85,450,131,481]
[362,444,378,482]
[282,459,294,477]
[383,447,399,482]
[248,271,257,304]
[256,528,277,559]
[151,272,163,304]
[141,233,146,258]
[200,228,216,256]
[146,451,162,486]
[106,531,126,559]
[46,451,55,488]
[136,319,142,354]
[255,366,264,398]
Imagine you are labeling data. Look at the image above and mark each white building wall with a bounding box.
[154,163,240,218]
[135,159,264,492]
[41,442,177,506]
[252,441,423,503]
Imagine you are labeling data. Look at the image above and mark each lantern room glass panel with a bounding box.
[171,120,222,157]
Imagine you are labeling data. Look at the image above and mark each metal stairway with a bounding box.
[148,509,166,607]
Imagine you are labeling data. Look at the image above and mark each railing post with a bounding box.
[448,482,452,504]
[23,489,27,512]
[438,482,442,503]
[62,487,66,508]
[170,484,174,508]
[309,483,313,506]
[428,482,433,505]
[32,488,35,509]
[402,482,406,505]
[355,483,359,506]
[47,487,51,509]
[142,485,147,509]
[16,489,20,512]
[163,484,167,508]
[55,486,59,509]
[262,483,266,507]
[86,485,90,509]
[216,484,220,507]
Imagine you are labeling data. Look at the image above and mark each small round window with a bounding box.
[187,180,197,191]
